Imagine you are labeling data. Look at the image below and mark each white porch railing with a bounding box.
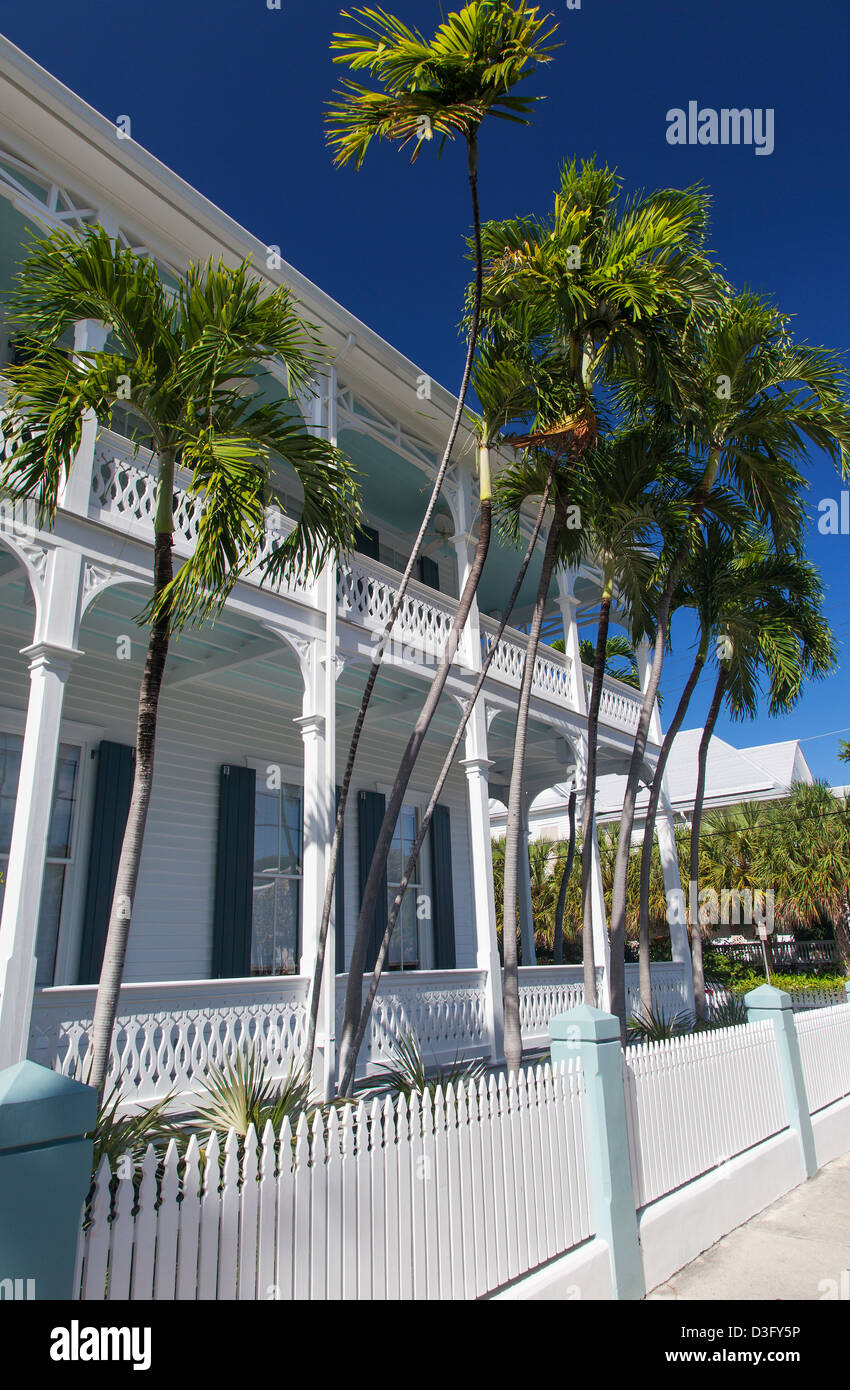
[341,968,491,1072]
[583,664,643,733]
[479,617,575,708]
[29,977,311,1106]
[515,964,591,1048]
[89,428,311,602]
[336,554,466,666]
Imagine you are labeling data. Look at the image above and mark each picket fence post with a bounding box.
[744,984,817,1178]
[550,1006,644,1300]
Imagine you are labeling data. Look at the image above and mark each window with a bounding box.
[386,803,423,971]
[0,732,81,985]
[251,778,302,975]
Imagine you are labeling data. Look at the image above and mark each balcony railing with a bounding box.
[7,419,641,728]
[583,664,643,733]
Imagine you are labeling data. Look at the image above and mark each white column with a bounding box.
[554,570,587,715]
[58,319,107,515]
[461,701,504,1064]
[575,737,612,1009]
[0,547,84,1068]
[657,788,695,1009]
[636,638,663,744]
[518,794,537,966]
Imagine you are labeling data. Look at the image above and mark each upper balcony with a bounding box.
[82,427,645,734]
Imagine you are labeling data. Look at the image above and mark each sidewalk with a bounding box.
[647,1148,850,1301]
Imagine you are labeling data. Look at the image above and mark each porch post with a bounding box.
[518,794,537,966]
[575,737,611,1009]
[57,319,107,516]
[554,569,588,715]
[635,638,663,745]
[656,789,694,1009]
[0,547,84,1070]
[461,701,504,1064]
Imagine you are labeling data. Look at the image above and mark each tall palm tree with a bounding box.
[688,544,836,1015]
[759,783,850,969]
[608,292,850,1038]
[305,0,557,1075]
[336,334,552,1093]
[1,226,359,1094]
[476,158,720,1069]
[572,426,689,1007]
[337,437,563,1093]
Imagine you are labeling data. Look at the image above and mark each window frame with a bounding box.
[245,755,304,977]
[0,706,103,987]
[375,783,434,972]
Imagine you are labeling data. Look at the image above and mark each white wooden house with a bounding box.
[0,36,691,1102]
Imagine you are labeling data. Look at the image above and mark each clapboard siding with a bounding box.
[0,627,476,982]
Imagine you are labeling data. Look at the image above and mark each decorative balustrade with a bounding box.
[342,969,491,1073]
[514,965,593,1048]
[479,618,576,709]
[89,429,309,601]
[336,555,465,667]
[583,664,643,732]
[29,977,310,1106]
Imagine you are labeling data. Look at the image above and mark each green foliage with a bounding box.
[376,1029,486,1101]
[190,1051,314,1139]
[627,1003,695,1043]
[326,0,559,168]
[90,1084,178,1176]
[699,992,749,1030]
[2,225,360,629]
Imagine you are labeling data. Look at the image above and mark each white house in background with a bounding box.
[0,37,691,1104]
[493,729,814,844]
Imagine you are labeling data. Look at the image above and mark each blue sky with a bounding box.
[2,0,849,782]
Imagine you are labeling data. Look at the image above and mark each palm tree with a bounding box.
[305,0,557,1075]
[337,434,563,1093]
[477,158,719,1069]
[1,226,358,1094]
[336,335,555,1094]
[688,544,836,1015]
[608,291,850,1038]
[572,425,689,1007]
[759,783,850,969]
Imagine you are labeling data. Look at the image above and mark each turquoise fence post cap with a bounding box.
[550,1005,621,1044]
[743,983,792,1011]
[0,1060,97,1152]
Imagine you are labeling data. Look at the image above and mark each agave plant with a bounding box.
[191,1051,313,1139]
[626,1003,695,1044]
[89,1083,178,1176]
[377,1030,486,1102]
[699,988,749,1031]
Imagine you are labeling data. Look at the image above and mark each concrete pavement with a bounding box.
[647,1148,850,1301]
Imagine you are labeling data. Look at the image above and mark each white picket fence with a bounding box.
[76,1061,593,1301]
[624,1019,787,1209]
[796,1002,850,1115]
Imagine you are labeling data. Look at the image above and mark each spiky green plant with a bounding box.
[89,1083,178,1176]
[191,1052,313,1139]
[626,1003,695,1044]
[376,1029,486,1102]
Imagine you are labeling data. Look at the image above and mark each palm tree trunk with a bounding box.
[340,462,558,1093]
[690,667,727,1019]
[304,134,484,1075]
[553,790,577,964]
[580,578,613,1007]
[88,455,175,1096]
[502,494,569,1074]
[637,647,705,1008]
[337,468,492,1093]
[608,452,721,1038]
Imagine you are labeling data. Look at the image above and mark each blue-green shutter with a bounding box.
[77,741,135,983]
[212,764,256,978]
[430,803,457,969]
[358,789,387,973]
[354,525,380,560]
[335,786,345,974]
[419,554,440,591]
